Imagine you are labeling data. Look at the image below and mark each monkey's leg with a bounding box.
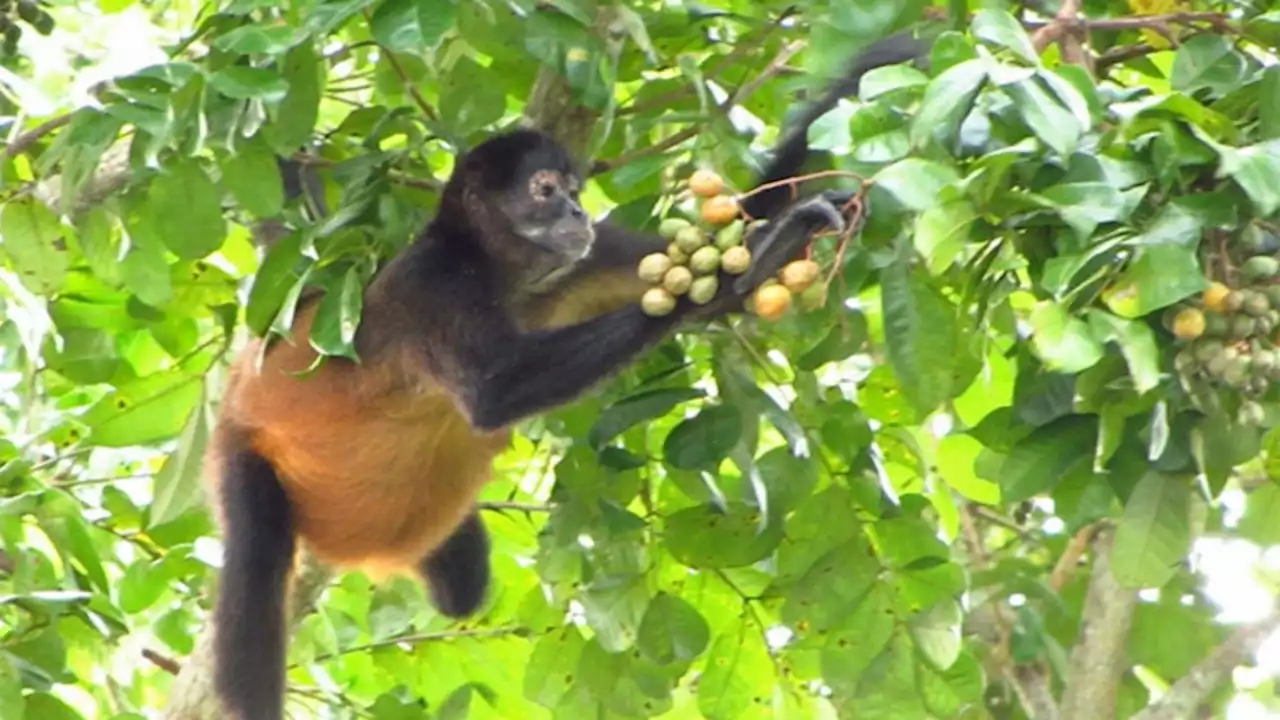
[417,511,491,618]
[212,445,296,720]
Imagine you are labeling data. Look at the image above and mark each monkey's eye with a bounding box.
[537,183,556,199]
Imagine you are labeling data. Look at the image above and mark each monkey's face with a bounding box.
[504,168,594,263]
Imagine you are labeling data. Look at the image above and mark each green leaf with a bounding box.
[0,655,22,720]
[83,371,204,447]
[1102,243,1209,319]
[909,598,963,670]
[914,199,975,273]
[151,388,211,526]
[149,158,227,259]
[22,695,82,720]
[269,40,323,152]
[663,503,782,568]
[221,139,285,218]
[662,405,741,471]
[417,0,457,48]
[636,592,710,666]
[1263,66,1280,141]
[910,58,987,149]
[439,57,505,137]
[871,158,960,212]
[780,538,878,633]
[524,627,586,708]
[0,197,67,295]
[820,584,898,695]
[999,415,1098,503]
[697,630,772,720]
[880,263,957,415]
[370,0,422,50]
[1238,482,1280,546]
[859,64,929,101]
[971,9,1038,64]
[211,24,297,55]
[1006,76,1081,158]
[1028,301,1103,374]
[1170,34,1245,96]
[1085,310,1162,395]
[936,434,1000,505]
[246,231,309,336]
[120,245,173,308]
[1111,471,1191,588]
[209,66,290,101]
[1219,142,1280,217]
[309,267,365,359]
[588,388,703,449]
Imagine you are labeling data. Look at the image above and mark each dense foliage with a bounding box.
[2,0,1280,718]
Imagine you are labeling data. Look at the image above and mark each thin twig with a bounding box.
[477,500,551,513]
[3,113,73,159]
[1049,523,1097,592]
[363,10,438,122]
[142,648,182,676]
[591,40,805,175]
[305,625,529,665]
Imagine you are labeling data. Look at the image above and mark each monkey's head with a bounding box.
[444,130,594,286]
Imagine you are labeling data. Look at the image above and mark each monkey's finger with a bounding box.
[733,196,845,294]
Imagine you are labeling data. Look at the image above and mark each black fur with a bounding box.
[419,512,491,617]
[212,440,295,720]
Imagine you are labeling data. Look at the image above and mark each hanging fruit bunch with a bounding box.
[1168,225,1280,424]
[637,167,833,320]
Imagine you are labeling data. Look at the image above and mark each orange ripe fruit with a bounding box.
[1202,282,1231,314]
[688,169,724,198]
[753,284,792,320]
[779,260,821,294]
[701,195,740,225]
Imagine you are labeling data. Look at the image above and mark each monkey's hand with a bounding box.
[687,190,851,319]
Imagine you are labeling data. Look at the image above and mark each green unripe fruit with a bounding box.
[1230,315,1256,339]
[659,217,691,240]
[1242,255,1280,280]
[675,226,706,253]
[1203,312,1230,337]
[689,276,719,305]
[663,265,694,296]
[715,220,745,249]
[1243,290,1272,317]
[667,242,690,265]
[1257,316,1277,336]
[1225,291,1245,313]
[1223,356,1251,387]
[641,287,677,317]
[1193,339,1225,364]
[637,253,673,283]
[690,246,722,275]
[1266,286,1280,308]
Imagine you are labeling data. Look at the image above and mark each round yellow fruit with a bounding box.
[689,276,719,305]
[1202,282,1231,314]
[663,265,694,296]
[1172,307,1206,340]
[688,169,724,198]
[700,195,740,225]
[720,246,751,275]
[642,287,677,317]
[637,253,673,283]
[689,246,722,275]
[779,260,821,294]
[753,284,792,320]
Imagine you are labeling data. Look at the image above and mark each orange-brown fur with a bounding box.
[208,300,511,577]
[206,265,647,579]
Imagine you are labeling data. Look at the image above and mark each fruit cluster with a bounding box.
[638,169,824,320]
[1170,255,1280,420]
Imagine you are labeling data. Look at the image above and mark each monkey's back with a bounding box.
[208,301,511,575]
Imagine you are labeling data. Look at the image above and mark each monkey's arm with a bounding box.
[457,192,848,429]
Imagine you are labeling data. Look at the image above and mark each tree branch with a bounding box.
[960,505,1059,720]
[1131,607,1280,720]
[590,39,804,176]
[1057,525,1136,720]
[3,112,73,159]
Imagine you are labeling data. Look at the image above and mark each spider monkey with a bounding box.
[205,29,926,720]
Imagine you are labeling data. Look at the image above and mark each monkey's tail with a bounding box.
[743,28,931,219]
[211,440,296,720]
